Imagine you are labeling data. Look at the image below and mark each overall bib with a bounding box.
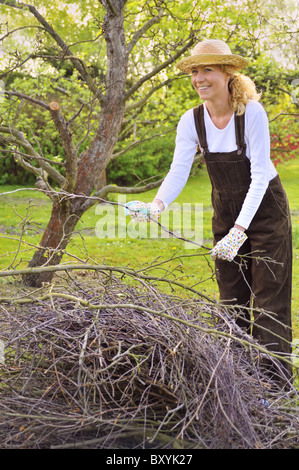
[194,104,293,380]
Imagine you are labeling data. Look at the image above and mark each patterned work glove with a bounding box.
[125,201,161,223]
[211,227,247,262]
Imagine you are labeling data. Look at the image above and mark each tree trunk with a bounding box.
[22,0,128,287]
[23,199,82,286]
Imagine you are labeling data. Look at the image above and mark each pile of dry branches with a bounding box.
[0,270,298,449]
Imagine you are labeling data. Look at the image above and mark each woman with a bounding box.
[127,39,293,386]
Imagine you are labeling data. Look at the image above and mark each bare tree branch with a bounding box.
[4,91,50,110]
[0,53,36,79]
[112,126,176,159]
[125,76,182,113]
[123,37,195,101]
[0,24,46,42]
[49,102,77,193]
[79,178,165,213]
[0,126,65,186]
[0,148,65,166]
[269,112,299,122]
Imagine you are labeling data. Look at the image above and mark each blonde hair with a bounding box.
[221,66,261,115]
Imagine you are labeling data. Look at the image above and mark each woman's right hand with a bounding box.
[125,201,161,223]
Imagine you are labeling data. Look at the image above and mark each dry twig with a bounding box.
[0,271,298,449]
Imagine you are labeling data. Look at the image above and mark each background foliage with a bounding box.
[0,0,298,186]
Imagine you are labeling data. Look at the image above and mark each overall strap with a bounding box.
[193,104,208,154]
[234,112,246,155]
[193,104,246,155]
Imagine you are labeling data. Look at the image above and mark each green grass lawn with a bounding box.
[0,158,298,343]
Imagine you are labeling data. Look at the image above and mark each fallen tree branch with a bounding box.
[0,261,213,302]
[0,289,295,371]
[0,274,297,449]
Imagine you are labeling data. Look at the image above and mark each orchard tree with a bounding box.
[0,0,298,287]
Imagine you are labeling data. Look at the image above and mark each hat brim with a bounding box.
[176,53,249,73]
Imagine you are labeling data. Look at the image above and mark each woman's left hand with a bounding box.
[211,227,247,262]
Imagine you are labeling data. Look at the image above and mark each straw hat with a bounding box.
[176,39,249,73]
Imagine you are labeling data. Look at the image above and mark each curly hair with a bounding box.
[221,65,262,115]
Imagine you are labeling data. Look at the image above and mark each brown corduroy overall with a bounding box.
[194,104,293,380]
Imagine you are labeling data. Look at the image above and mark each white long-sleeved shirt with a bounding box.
[155,101,277,230]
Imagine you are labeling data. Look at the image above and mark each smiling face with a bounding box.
[191,65,231,103]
